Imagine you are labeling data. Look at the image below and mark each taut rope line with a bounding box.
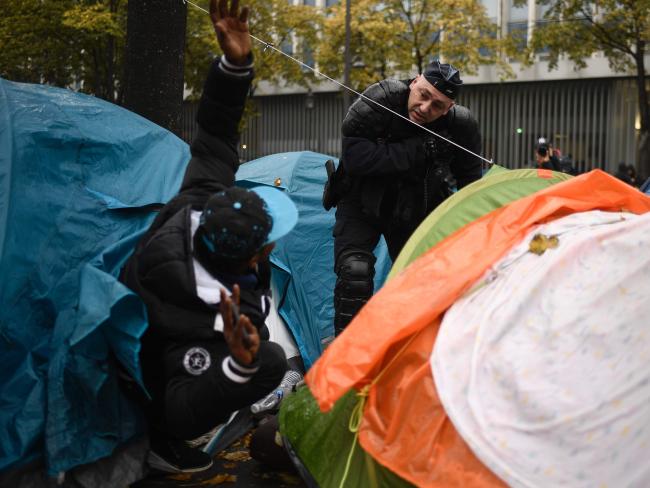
[183,0,494,166]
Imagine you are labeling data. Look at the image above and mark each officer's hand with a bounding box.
[210,0,251,66]
[220,285,260,365]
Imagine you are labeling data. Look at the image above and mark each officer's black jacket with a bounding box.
[340,79,482,222]
[119,58,270,398]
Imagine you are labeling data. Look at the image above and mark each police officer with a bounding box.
[329,61,482,335]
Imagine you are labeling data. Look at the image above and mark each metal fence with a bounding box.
[181,77,638,173]
[460,78,637,171]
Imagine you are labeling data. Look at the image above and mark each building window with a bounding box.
[303,44,315,69]
[479,26,498,57]
[281,39,293,55]
[508,0,528,22]
[508,21,528,50]
[534,20,551,58]
[325,0,339,5]
[482,0,499,20]
[303,0,316,5]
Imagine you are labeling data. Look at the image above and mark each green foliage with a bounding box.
[389,0,505,75]
[2,0,512,105]
[0,0,80,86]
[184,0,322,100]
[316,0,511,89]
[316,0,407,91]
[63,3,123,37]
[0,0,126,102]
[2,0,516,124]
[248,0,321,90]
[65,0,126,102]
[519,0,649,73]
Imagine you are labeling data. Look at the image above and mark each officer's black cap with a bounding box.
[422,60,463,100]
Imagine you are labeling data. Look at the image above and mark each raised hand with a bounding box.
[220,285,260,365]
[210,0,251,66]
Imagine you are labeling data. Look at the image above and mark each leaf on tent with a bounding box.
[529,233,559,255]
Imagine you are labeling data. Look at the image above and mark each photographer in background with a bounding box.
[535,137,561,171]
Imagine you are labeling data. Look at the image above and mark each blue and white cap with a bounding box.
[195,185,298,261]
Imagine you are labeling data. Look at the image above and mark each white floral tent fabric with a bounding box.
[433,210,650,487]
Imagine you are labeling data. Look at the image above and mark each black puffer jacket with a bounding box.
[340,79,482,223]
[119,57,270,399]
[123,205,271,342]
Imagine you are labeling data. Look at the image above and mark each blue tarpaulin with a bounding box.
[236,152,391,368]
[0,78,390,477]
[0,78,189,475]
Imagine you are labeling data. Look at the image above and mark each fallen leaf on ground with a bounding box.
[167,473,193,481]
[242,432,252,448]
[278,472,303,485]
[221,450,251,462]
[198,473,237,485]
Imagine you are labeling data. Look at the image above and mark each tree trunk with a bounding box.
[635,42,650,180]
[638,131,650,181]
[104,0,117,103]
[105,34,114,102]
[122,0,187,135]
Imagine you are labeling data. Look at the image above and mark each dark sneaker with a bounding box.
[148,438,213,473]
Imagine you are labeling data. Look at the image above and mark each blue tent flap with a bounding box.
[0,78,189,475]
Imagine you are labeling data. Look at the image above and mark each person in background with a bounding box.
[615,162,633,184]
[535,138,560,171]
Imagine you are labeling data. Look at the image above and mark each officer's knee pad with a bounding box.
[335,251,375,298]
[334,251,375,334]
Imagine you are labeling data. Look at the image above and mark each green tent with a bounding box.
[279,167,572,487]
[389,166,572,278]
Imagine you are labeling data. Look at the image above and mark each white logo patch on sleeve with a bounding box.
[183,347,212,376]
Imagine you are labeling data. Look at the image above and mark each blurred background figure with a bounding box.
[614,161,640,186]
[535,137,560,171]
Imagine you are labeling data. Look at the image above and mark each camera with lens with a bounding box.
[536,143,549,158]
[423,136,457,194]
[423,136,453,163]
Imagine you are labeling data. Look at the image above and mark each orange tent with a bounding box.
[306,170,650,487]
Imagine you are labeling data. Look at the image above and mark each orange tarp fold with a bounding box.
[305,170,650,487]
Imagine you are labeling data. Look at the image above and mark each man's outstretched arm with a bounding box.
[180,0,253,194]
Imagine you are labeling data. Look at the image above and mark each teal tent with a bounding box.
[0,78,189,479]
[237,152,391,368]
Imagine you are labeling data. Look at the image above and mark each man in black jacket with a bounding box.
[120,0,298,473]
[331,62,482,335]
